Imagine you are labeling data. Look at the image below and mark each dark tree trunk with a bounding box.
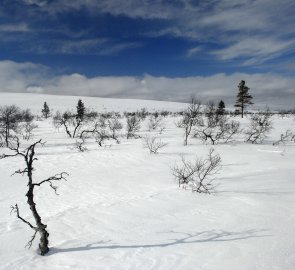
[26,170,50,255]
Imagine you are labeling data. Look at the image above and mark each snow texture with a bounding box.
[0,93,294,270]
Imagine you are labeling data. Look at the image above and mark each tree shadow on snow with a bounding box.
[48,229,270,255]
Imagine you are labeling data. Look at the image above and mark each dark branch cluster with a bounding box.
[33,172,69,195]
[172,149,221,194]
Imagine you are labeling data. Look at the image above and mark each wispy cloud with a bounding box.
[186,46,203,57]
[98,42,142,56]
[2,0,295,66]
[213,37,295,64]
[22,38,141,56]
[0,23,30,32]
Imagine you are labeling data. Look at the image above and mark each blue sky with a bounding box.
[0,0,294,108]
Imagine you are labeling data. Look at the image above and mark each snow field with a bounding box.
[0,94,295,269]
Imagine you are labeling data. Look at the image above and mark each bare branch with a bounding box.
[143,135,168,154]
[11,204,36,230]
[273,130,294,145]
[25,230,38,249]
[11,168,28,176]
[33,172,69,195]
[245,110,273,144]
[172,149,221,193]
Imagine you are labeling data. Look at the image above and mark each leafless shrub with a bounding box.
[53,111,74,138]
[193,103,240,145]
[147,115,165,133]
[94,129,110,146]
[172,149,221,193]
[143,135,168,154]
[20,122,38,141]
[136,107,149,120]
[75,137,88,152]
[245,109,273,144]
[126,115,141,139]
[0,105,36,147]
[176,98,202,145]
[107,116,123,143]
[79,117,113,147]
[273,130,295,145]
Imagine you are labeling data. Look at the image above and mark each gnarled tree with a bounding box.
[0,138,68,255]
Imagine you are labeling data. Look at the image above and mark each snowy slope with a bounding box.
[0,93,295,270]
[0,93,187,114]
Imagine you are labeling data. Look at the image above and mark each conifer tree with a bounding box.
[76,99,85,121]
[234,80,253,118]
[41,102,50,119]
[216,100,225,115]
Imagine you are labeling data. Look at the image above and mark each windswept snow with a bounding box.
[0,93,187,114]
[0,94,295,270]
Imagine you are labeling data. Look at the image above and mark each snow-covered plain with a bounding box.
[0,93,295,270]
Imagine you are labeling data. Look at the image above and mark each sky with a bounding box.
[0,0,294,108]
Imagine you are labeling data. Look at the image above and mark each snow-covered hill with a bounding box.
[0,93,187,114]
[0,93,294,270]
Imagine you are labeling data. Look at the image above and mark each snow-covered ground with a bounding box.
[0,93,187,114]
[0,94,295,270]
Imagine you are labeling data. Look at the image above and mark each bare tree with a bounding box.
[126,115,141,139]
[20,109,38,141]
[0,105,23,147]
[245,110,273,144]
[143,135,168,154]
[176,98,201,146]
[172,149,221,193]
[94,128,110,147]
[0,137,68,255]
[107,116,123,143]
[77,115,119,148]
[53,111,73,138]
[21,122,38,141]
[75,136,88,152]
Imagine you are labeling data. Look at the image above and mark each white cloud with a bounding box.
[213,38,295,64]
[186,46,203,57]
[0,23,30,32]
[0,60,294,109]
[0,60,49,92]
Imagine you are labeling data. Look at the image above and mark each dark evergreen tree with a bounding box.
[41,102,50,119]
[76,99,85,121]
[216,100,225,115]
[234,80,253,118]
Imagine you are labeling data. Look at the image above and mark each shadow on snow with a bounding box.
[48,229,269,255]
